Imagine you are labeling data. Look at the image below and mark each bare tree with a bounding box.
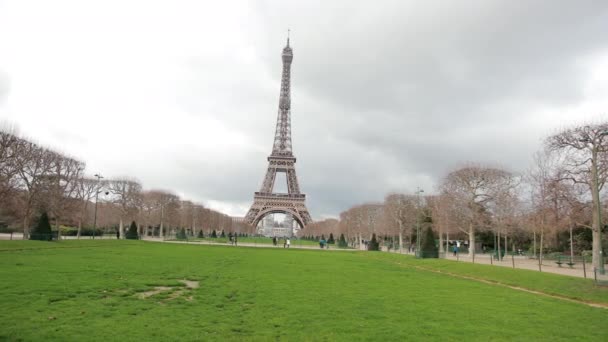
[0,128,21,199]
[107,179,142,239]
[44,154,85,231]
[383,193,417,253]
[13,141,56,238]
[440,165,516,257]
[546,122,608,270]
[74,176,102,238]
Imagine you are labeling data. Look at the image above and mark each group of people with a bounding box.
[228,232,237,246]
[272,236,291,248]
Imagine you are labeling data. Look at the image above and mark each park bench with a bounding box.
[555,257,575,268]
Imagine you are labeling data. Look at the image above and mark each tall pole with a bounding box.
[416,187,424,258]
[93,173,103,239]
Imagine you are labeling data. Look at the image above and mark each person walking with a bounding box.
[453,245,458,257]
[286,238,290,248]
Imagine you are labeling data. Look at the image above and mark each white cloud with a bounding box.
[1,1,608,217]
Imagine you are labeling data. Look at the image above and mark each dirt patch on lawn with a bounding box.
[135,280,199,302]
[139,286,172,299]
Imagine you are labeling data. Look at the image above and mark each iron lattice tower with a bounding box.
[245,37,312,229]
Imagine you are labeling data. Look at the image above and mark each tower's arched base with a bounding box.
[245,192,312,228]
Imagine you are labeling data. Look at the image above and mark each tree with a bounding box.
[420,226,438,258]
[546,122,608,270]
[440,165,516,257]
[13,140,56,238]
[327,233,335,244]
[176,227,187,240]
[197,229,204,238]
[125,221,139,240]
[211,229,217,238]
[30,211,52,241]
[220,230,225,238]
[367,233,380,251]
[108,179,142,239]
[384,193,417,253]
[338,233,348,248]
[75,177,103,238]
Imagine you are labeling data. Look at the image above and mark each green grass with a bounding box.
[0,240,607,341]
[185,237,338,247]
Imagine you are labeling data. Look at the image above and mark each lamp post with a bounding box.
[93,173,104,239]
[415,187,424,258]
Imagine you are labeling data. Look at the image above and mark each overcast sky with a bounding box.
[1,1,608,219]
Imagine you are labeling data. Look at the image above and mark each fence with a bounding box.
[386,245,607,282]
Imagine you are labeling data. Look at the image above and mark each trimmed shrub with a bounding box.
[176,228,187,240]
[211,230,217,238]
[328,233,335,244]
[125,221,139,240]
[420,226,438,258]
[197,230,204,238]
[367,233,380,251]
[30,211,52,241]
[338,233,348,248]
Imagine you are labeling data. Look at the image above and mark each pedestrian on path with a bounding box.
[286,238,290,248]
[453,245,458,256]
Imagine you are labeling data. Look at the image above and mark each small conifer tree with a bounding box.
[367,233,380,251]
[338,233,348,248]
[180,228,188,239]
[420,226,439,258]
[328,233,335,244]
[220,230,226,238]
[197,230,204,238]
[211,229,217,238]
[125,221,139,240]
[30,211,52,241]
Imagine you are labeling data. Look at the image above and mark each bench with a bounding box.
[555,258,575,268]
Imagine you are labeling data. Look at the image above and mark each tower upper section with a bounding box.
[271,37,294,158]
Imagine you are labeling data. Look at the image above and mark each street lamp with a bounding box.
[93,173,104,239]
[415,187,424,258]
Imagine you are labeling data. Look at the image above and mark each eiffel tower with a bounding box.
[245,36,312,230]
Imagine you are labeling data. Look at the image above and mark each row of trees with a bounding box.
[303,122,608,270]
[0,126,250,239]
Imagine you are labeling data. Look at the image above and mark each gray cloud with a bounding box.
[242,1,608,216]
[2,1,608,219]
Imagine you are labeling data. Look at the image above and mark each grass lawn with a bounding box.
[184,237,331,247]
[1,240,607,341]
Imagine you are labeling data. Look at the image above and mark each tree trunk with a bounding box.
[468,223,475,257]
[590,154,602,269]
[77,219,82,239]
[569,224,574,262]
[533,230,537,258]
[446,231,449,257]
[159,206,164,238]
[504,234,508,260]
[119,218,124,239]
[592,228,602,270]
[23,216,29,239]
[398,220,403,254]
[539,222,544,272]
[439,224,444,254]
[497,230,501,261]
